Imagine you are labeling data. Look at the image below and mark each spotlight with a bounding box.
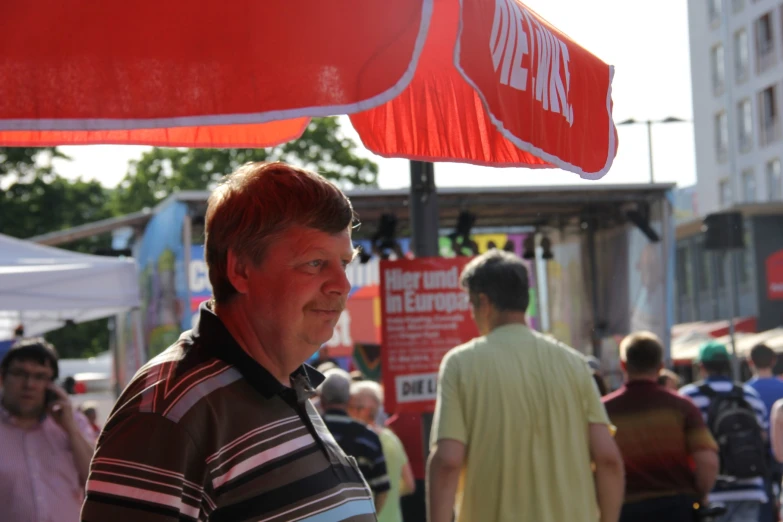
[358,245,372,264]
[371,213,402,259]
[522,235,535,259]
[449,211,477,256]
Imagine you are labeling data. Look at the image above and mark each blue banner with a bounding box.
[137,201,188,359]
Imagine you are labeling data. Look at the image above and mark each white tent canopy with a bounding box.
[0,233,140,339]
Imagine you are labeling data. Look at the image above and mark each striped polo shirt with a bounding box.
[81,303,377,522]
[602,380,718,504]
[322,409,390,495]
[679,377,769,503]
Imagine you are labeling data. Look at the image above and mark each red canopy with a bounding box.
[0,0,616,177]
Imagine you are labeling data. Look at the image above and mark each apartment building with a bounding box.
[688,0,783,214]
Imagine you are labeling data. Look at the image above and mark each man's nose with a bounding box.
[326,265,351,296]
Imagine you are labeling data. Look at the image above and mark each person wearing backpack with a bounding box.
[680,341,769,522]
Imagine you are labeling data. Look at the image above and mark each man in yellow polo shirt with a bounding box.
[427,249,625,522]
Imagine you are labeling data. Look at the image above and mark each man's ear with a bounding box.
[620,360,627,372]
[225,249,251,295]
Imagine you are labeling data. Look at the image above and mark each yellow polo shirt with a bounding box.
[431,324,610,522]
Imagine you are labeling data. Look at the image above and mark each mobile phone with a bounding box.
[44,389,58,407]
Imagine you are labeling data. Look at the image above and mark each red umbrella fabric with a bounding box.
[0,0,616,178]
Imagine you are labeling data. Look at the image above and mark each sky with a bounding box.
[53,0,697,191]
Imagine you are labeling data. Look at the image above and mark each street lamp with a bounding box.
[617,116,690,184]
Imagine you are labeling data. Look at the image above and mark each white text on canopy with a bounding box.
[489,0,573,125]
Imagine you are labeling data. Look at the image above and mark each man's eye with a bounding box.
[307,260,323,268]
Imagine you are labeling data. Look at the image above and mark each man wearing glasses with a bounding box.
[0,338,96,522]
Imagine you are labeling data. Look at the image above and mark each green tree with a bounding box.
[0,147,114,358]
[111,117,379,214]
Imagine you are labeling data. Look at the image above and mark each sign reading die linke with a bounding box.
[380,257,479,414]
[456,0,616,175]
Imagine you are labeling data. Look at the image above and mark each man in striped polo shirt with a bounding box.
[81,162,377,521]
[680,341,769,522]
[603,332,718,522]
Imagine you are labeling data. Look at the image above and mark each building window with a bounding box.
[738,98,753,150]
[735,29,749,81]
[758,84,780,146]
[719,178,733,208]
[716,111,729,161]
[742,169,756,202]
[768,158,782,200]
[732,0,744,12]
[708,0,722,24]
[711,44,725,94]
[755,12,776,72]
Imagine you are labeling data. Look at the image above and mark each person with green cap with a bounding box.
[679,340,769,522]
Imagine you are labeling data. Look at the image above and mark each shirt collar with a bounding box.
[324,408,349,417]
[191,301,325,399]
[625,379,659,387]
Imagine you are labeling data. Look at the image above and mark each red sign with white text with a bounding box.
[381,257,479,414]
[766,250,783,300]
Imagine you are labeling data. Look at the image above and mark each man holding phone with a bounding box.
[0,338,96,522]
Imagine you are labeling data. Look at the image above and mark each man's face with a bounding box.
[1,359,54,418]
[243,226,354,363]
[348,396,377,425]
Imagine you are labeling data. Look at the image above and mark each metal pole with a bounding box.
[720,0,738,200]
[646,120,655,184]
[408,161,440,257]
[108,316,121,399]
[727,251,741,380]
[408,160,439,519]
[720,0,741,380]
[586,220,601,359]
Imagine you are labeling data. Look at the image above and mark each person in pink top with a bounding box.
[0,338,96,522]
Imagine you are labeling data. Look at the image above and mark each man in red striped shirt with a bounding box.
[603,331,719,522]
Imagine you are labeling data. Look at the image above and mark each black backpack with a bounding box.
[699,383,767,479]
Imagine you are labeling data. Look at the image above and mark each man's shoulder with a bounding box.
[116,334,240,422]
[678,381,704,397]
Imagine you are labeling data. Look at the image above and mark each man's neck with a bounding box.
[626,374,658,383]
[755,369,774,379]
[215,301,293,387]
[489,311,527,332]
[1,399,42,429]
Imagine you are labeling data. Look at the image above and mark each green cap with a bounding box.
[698,340,730,362]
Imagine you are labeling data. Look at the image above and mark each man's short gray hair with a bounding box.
[350,381,383,405]
[459,249,530,312]
[319,368,352,406]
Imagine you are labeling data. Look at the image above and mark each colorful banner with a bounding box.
[380,257,479,414]
[137,201,188,359]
